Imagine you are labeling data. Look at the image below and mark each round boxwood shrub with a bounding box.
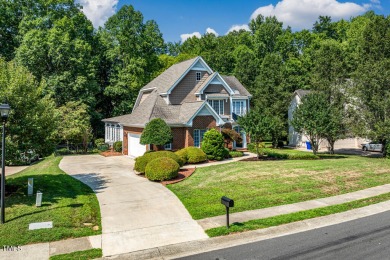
[94,138,105,147]
[185,147,207,163]
[175,148,188,164]
[114,141,122,152]
[134,151,183,174]
[201,129,229,161]
[145,157,179,181]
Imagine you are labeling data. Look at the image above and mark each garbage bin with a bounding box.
[306,141,312,150]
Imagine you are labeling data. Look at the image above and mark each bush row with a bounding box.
[134,151,183,174]
[175,147,207,164]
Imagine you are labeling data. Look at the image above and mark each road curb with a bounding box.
[102,200,390,259]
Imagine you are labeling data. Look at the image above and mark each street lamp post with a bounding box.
[0,103,11,224]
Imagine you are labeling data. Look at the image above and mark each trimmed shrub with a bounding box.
[145,157,179,181]
[55,148,72,156]
[134,151,183,173]
[229,151,244,158]
[94,138,105,147]
[98,144,109,152]
[114,141,122,152]
[186,147,207,163]
[175,149,188,164]
[201,129,229,161]
[264,149,319,160]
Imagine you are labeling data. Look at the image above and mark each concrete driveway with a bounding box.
[59,155,207,257]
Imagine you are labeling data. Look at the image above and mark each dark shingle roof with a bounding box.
[140,57,198,93]
[221,75,252,97]
[103,58,251,127]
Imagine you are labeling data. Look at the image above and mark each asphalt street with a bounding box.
[178,210,390,260]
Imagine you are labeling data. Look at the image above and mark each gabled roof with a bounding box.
[103,57,251,128]
[195,72,234,95]
[222,76,252,97]
[139,56,213,95]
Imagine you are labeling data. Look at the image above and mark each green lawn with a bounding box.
[0,156,101,245]
[206,192,390,237]
[168,153,390,219]
[50,248,102,260]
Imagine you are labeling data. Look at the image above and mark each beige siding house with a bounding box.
[288,89,368,150]
[103,56,252,157]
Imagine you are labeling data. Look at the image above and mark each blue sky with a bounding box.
[77,0,389,43]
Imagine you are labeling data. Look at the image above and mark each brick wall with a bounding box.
[170,71,209,104]
[123,126,144,155]
[171,127,186,150]
[186,116,218,147]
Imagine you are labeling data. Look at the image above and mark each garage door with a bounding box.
[128,133,147,157]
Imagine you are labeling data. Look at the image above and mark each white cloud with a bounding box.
[250,0,369,30]
[227,24,250,34]
[206,27,219,36]
[180,32,202,42]
[76,0,118,28]
[370,0,380,4]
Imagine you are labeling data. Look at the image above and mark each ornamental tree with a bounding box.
[140,118,172,150]
[201,128,228,161]
[237,107,273,158]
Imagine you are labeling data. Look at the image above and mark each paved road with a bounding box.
[59,155,207,257]
[179,210,390,260]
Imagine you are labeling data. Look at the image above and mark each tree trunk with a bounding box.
[382,140,387,158]
[328,139,335,155]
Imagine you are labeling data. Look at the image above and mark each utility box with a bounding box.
[36,191,42,207]
[28,178,33,196]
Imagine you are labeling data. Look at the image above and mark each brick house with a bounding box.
[103,56,252,157]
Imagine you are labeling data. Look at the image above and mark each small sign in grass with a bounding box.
[0,156,101,246]
[28,221,53,230]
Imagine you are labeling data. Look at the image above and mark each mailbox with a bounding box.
[221,196,234,208]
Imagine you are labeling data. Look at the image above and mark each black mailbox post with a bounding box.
[221,196,234,228]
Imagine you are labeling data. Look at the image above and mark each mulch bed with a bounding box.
[100,150,122,157]
[161,168,196,186]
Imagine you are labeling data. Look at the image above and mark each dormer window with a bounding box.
[196,72,201,81]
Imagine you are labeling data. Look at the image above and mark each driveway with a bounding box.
[59,155,207,256]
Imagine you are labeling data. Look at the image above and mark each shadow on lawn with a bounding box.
[5,172,102,206]
[6,203,83,222]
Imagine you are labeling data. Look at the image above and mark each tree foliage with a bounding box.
[140,118,173,148]
[58,101,92,152]
[237,107,273,158]
[201,128,228,161]
[0,59,59,163]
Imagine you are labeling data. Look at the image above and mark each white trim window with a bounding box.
[232,100,246,116]
[207,99,224,115]
[194,129,207,147]
[164,143,172,150]
[196,72,201,81]
[105,123,123,143]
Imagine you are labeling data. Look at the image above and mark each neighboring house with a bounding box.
[288,89,368,150]
[103,56,252,157]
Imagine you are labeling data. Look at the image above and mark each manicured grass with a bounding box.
[168,154,390,219]
[50,248,102,260]
[0,156,101,245]
[206,192,390,237]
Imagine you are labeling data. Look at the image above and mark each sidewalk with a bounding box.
[3,183,390,259]
[197,183,390,229]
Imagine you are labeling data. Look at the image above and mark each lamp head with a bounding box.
[0,103,11,122]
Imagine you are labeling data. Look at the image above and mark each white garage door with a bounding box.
[128,133,147,157]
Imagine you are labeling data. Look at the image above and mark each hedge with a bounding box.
[134,151,183,174]
[145,157,179,181]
